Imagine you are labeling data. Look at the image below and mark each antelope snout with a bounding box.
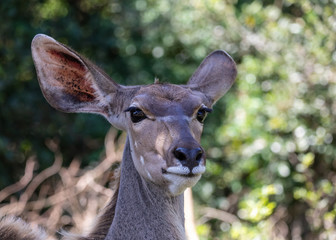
[173,147,205,171]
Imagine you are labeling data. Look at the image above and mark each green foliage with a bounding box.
[1,0,336,239]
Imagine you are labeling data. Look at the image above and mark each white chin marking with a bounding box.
[192,165,206,175]
[164,173,202,196]
[166,166,190,175]
[166,165,206,175]
[140,155,145,165]
[146,171,153,181]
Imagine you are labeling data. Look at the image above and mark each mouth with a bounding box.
[162,165,206,178]
[162,165,206,196]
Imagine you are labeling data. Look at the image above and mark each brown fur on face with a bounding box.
[125,84,207,191]
[133,83,210,117]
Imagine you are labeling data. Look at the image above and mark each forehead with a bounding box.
[132,84,206,116]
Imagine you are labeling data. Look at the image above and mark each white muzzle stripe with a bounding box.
[166,165,206,175]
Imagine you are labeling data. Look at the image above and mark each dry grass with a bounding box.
[0,128,124,239]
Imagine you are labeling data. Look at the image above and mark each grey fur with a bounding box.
[105,137,186,240]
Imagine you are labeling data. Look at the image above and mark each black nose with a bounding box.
[173,147,204,169]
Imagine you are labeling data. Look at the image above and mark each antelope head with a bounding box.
[31,34,237,196]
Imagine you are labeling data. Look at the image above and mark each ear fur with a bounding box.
[31,34,138,130]
[31,34,114,115]
[187,50,237,105]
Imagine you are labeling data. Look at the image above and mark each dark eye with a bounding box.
[125,107,147,123]
[197,109,207,123]
[196,107,212,123]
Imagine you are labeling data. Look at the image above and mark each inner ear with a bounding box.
[32,34,104,114]
[45,48,97,103]
[187,50,237,105]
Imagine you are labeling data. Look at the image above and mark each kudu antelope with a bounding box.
[0,34,236,240]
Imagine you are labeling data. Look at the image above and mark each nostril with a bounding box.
[195,148,203,162]
[173,147,204,163]
[174,148,187,161]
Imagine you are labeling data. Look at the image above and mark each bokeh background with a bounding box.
[1,0,336,239]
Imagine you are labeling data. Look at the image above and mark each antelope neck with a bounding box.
[105,136,186,240]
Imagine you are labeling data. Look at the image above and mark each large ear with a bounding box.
[31,34,138,130]
[187,50,237,105]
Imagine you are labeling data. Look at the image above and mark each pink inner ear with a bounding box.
[46,49,96,102]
